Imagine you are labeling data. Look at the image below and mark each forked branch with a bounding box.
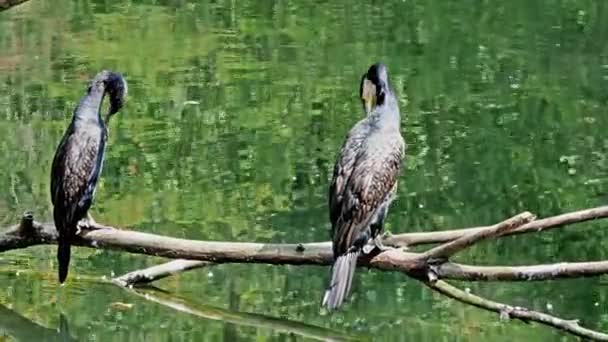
[2,206,608,339]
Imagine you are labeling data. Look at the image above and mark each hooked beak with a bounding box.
[361,78,376,115]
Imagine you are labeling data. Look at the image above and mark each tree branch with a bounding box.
[384,205,608,247]
[435,260,608,281]
[4,207,608,339]
[425,280,608,341]
[113,260,212,287]
[1,208,608,283]
[420,212,535,261]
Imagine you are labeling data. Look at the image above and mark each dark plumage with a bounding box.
[50,70,127,283]
[322,63,405,310]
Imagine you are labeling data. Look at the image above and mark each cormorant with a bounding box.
[322,63,405,310]
[50,70,127,283]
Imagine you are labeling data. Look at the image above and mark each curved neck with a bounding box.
[368,92,401,130]
[73,87,106,127]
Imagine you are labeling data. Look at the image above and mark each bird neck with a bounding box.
[73,87,106,128]
[369,93,401,131]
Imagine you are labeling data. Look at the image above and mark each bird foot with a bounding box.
[76,221,85,235]
[86,213,98,226]
[362,244,375,255]
[362,237,391,254]
[76,214,98,235]
[373,237,391,252]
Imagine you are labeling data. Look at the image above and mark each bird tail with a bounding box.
[322,250,360,311]
[57,226,71,284]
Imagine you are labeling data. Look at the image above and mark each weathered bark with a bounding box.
[3,206,608,340]
[383,205,608,247]
[113,259,212,287]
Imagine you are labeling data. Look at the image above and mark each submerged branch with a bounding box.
[426,280,608,341]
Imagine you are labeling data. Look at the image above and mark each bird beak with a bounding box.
[361,78,376,114]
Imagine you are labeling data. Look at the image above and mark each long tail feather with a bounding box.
[322,251,360,311]
[57,230,71,283]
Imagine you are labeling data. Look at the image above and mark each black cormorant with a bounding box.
[322,63,405,310]
[50,70,127,283]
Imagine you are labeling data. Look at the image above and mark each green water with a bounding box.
[1,0,608,340]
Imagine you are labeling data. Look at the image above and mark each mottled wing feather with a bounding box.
[51,124,106,227]
[51,126,73,206]
[332,133,405,255]
[329,121,369,229]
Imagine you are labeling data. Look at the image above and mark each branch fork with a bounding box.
[2,207,608,340]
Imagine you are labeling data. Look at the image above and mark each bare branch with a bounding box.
[384,205,608,247]
[420,212,535,261]
[426,280,608,341]
[436,261,608,281]
[3,207,608,340]
[2,209,608,283]
[113,260,211,287]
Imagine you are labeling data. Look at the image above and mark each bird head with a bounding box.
[359,63,389,115]
[89,70,128,117]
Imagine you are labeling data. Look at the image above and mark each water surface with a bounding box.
[1,1,608,340]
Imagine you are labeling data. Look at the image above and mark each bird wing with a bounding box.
[50,125,106,225]
[328,120,369,229]
[331,132,405,255]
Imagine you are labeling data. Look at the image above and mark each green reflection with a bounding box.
[1,0,608,340]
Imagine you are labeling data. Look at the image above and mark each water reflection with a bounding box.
[127,286,363,342]
[0,303,76,341]
[1,0,608,340]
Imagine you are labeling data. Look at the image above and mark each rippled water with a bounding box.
[1,1,608,341]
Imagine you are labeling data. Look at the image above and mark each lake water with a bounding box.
[1,1,608,341]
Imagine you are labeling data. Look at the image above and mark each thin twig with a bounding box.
[425,280,608,341]
[420,212,535,261]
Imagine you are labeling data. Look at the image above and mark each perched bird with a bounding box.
[50,70,127,283]
[322,63,405,310]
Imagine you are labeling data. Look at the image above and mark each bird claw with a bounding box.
[76,221,84,235]
[76,214,98,235]
[362,237,391,254]
[86,213,98,226]
[373,236,391,252]
[362,244,375,255]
